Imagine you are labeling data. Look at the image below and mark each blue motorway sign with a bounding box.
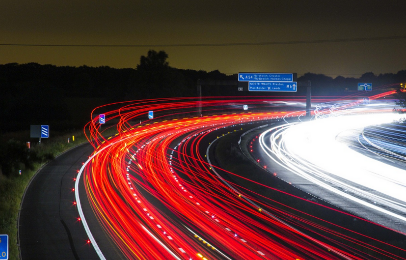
[238,73,293,82]
[249,81,297,92]
[358,83,372,91]
[148,111,154,119]
[41,125,49,138]
[99,114,106,124]
[0,234,8,260]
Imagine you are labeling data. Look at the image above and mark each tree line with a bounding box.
[1,50,406,133]
[1,50,406,177]
[0,51,241,132]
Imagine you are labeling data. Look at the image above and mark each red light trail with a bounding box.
[74,94,405,259]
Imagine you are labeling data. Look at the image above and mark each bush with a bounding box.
[0,139,30,177]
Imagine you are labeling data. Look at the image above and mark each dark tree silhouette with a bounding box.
[137,50,169,71]
[360,72,375,82]
[128,50,191,99]
[1,59,406,132]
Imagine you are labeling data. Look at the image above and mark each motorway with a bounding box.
[19,143,103,259]
[256,103,406,234]
[19,96,406,259]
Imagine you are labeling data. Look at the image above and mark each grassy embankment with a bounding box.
[0,130,91,259]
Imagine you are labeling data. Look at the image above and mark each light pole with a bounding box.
[306,81,312,118]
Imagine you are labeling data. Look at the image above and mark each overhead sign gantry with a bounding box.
[238,72,297,92]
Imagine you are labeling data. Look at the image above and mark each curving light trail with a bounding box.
[259,99,406,226]
[75,96,406,259]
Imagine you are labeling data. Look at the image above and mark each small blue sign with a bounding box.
[358,83,372,91]
[148,111,153,119]
[243,105,248,110]
[0,234,8,260]
[99,114,106,124]
[249,81,297,92]
[239,73,293,82]
[41,125,49,138]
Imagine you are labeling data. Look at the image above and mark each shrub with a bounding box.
[0,139,29,177]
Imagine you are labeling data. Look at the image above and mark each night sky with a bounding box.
[2,0,406,77]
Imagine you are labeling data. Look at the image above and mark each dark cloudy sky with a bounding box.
[2,0,406,77]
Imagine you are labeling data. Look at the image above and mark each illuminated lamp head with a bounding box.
[401,83,406,92]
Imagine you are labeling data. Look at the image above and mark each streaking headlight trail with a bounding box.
[74,96,406,259]
[260,111,406,226]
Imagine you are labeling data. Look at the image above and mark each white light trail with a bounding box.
[259,111,406,223]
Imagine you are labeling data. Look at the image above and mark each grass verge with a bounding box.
[0,130,89,260]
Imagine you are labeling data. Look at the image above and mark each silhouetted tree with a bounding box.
[129,50,190,99]
[137,50,169,71]
[360,72,376,82]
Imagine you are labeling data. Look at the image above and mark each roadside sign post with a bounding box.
[0,234,8,260]
[30,125,40,143]
[238,72,297,93]
[30,125,49,144]
[238,73,294,82]
[41,125,49,138]
[358,83,372,91]
[99,114,106,124]
[248,81,297,92]
[148,111,154,119]
[306,85,312,118]
[40,125,49,143]
[238,72,304,116]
